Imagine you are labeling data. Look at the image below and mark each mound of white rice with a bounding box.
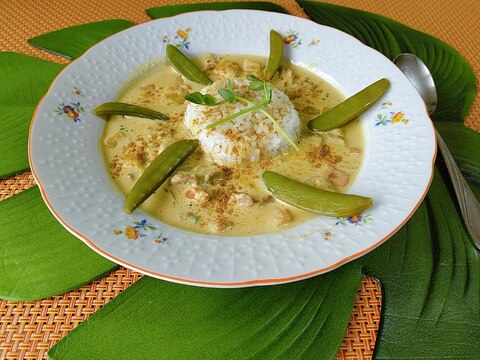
[184,79,300,166]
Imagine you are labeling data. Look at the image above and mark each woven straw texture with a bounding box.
[0,0,478,359]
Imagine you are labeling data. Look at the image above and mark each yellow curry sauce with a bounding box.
[102,55,364,235]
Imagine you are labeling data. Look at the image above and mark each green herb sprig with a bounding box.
[206,79,270,129]
[184,92,220,106]
[246,75,267,90]
[185,77,299,151]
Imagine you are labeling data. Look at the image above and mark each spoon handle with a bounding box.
[436,130,480,250]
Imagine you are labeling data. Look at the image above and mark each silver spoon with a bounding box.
[394,53,480,250]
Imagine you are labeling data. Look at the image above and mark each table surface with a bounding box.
[0,0,478,359]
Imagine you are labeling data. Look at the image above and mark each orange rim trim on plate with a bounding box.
[27,12,438,287]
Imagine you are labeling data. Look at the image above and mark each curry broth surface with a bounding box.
[102,55,364,235]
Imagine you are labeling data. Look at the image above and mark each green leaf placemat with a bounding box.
[436,122,480,185]
[28,20,134,59]
[48,262,362,360]
[363,169,480,358]
[0,187,117,301]
[46,3,480,359]
[146,1,288,19]
[298,1,476,126]
[0,53,63,178]
[47,169,480,360]
[1,1,478,358]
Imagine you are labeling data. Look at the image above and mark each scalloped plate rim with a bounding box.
[28,10,436,287]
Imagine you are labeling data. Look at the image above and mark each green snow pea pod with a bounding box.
[264,29,284,80]
[124,139,199,214]
[262,171,373,217]
[93,102,168,120]
[308,78,390,132]
[166,44,212,85]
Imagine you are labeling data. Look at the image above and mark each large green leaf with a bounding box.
[48,262,362,360]
[298,1,477,125]
[436,122,480,185]
[0,187,117,301]
[146,2,288,19]
[298,1,480,358]
[0,53,63,178]
[362,168,480,358]
[28,20,134,59]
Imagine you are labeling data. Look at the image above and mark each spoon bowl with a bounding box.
[393,54,438,115]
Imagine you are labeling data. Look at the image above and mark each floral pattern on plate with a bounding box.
[54,101,84,123]
[375,101,410,126]
[283,29,302,48]
[114,219,168,243]
[163,27,192,49]
[336,214,373,226]
[322,228,335,241]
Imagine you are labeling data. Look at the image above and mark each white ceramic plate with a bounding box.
[29,10,436,287]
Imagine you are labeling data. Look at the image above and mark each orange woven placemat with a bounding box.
[1,0,478,359]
